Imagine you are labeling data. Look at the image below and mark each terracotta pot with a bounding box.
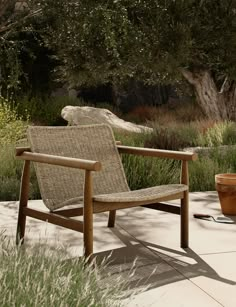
[215,173,236,215]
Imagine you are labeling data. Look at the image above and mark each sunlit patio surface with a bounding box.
[1,192,236,307]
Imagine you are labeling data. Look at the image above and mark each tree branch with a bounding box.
[220,76,228,93]
[179,68,196,85]
[0,8,42,36]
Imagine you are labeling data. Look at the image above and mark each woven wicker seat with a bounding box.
[16,124,197,258]
[94,184,187,203]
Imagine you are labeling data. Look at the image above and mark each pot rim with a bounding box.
[215,173,236,185]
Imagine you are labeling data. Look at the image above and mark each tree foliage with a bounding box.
[0,1,42,94]
[38,0,236,87]
[2,1,236,118]
[35,0,236,119]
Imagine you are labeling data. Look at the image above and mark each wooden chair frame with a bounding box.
[16,145,197,258]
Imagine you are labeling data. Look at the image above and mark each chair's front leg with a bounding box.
[16,160,30,245]
[83,170,94,258]
[181,160,189,248]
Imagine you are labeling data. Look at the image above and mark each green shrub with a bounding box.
[144,123,199,150]
[0,233,126,307]
[115,130,181,190]
[15,96,85,125]
[197,121,236,147]
[115,130,236,193]
[189,147,236,191]
[0,97,28,144]
[189,157,220,191]
[114,130,147,147]
[197,122,224,147]
[123,154,180,190]
[144,120,236,151]
[0,144,40,201]
[222,122,236,145]
[0,98,39,201]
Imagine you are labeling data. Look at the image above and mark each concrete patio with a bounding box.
[1,191,236,306]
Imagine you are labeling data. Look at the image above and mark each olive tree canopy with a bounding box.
[24,1,236,119]
[0,1,41,92]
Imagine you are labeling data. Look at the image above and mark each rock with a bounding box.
[61,106,153,133]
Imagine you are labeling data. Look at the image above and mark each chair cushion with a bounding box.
[93,184,187,203]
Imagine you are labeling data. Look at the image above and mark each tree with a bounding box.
[0,1,41,94]
[39,0,236,120]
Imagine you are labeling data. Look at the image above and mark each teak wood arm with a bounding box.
[117,145,197,161]
[16,147,102,171]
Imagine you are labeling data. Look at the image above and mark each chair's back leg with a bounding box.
[84,170,94,258]
[16,160,30,245]
[180,160,189,248]
[181,192,189,247]
[108,210,116,227]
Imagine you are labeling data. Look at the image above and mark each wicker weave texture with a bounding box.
[94,184,187,203]
[28,125,129,210]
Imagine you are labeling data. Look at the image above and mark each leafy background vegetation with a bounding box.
[0,0,236,306]
[2,2,236,305]
[1,95,236,201]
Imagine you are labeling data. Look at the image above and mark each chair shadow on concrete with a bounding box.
[8,220,236,300]
[92,227,236,295]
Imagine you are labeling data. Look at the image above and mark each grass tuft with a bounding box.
[0,232,127,307]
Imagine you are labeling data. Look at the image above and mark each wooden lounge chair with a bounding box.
[16,124,197,257]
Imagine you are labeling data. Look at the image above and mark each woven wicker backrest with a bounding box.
[27,125,129,210]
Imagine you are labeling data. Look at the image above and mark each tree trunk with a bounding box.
[224,81,236,120]
[180,69,236,121]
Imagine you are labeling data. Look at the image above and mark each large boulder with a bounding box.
[61,106,153,133]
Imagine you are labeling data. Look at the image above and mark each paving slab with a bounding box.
[117,192,236,256]
[163,252,236,307]
[125,279,223,307]
[1,192,236,306]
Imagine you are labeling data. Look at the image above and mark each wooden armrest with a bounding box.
[16,147,31,155]
[117,145,197,161]
[16,147,102,171]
